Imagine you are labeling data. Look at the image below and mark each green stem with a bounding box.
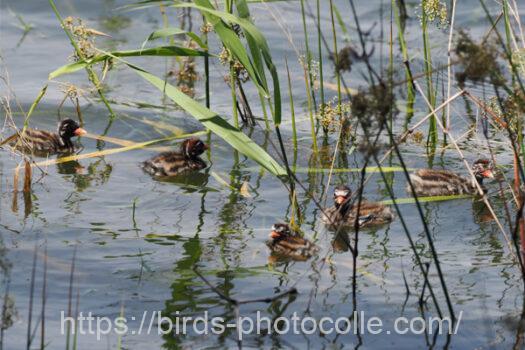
[304,65,318,152]
[329,0,342,118]
[393,0,414,127]
[285,58,297,150]
[316,0,325,107]
[259,93,270,130]
[230,65,239,128]
[300,0,316,108]
[202,16,210,109]
[23,85,48,132]
[421,1,437,153]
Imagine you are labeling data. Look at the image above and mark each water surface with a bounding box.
[0,0,523,348]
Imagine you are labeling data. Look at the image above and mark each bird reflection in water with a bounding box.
[56,157,113,191]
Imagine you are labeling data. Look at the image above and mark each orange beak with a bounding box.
[335,196,347,205]
[203,143,209,150]
[74,128,87,136]
[270,231,280,239]
[482,169,495,179]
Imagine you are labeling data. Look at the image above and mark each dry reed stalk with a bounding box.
[514,152,525,264]
[11,163,20,213]
[23,160,31,193]
[23,160,32,217]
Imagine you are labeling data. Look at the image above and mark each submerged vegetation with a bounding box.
[2,0,525,348]
[454,30,504,87]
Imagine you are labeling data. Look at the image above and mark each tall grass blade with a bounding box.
[65,247,76,350]
[285,58,297,149]
[392,0,415,125]
[420,4,437,154]
[22,85,47,132]
[40,244,47,350]
[300,0,315,107]
[49,46,208,79]
[26,243,38,350]
[316,0,325,107]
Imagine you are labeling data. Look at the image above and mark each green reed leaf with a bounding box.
[380,194,472,205]
[49,45,208,79]
[142,27,206,49]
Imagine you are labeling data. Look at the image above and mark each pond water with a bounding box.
[1,0,524,349]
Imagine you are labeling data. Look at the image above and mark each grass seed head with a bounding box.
[317,99,352,135]
[200,22,213,34]
[62,17,97,61]
[219,47,249,83]
[419,0,449,28]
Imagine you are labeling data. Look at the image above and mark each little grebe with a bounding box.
[407,159,494,197]
[322,185,394,229]
[266,223,319,261]
[4,119,86,155]
[141,138,208,177]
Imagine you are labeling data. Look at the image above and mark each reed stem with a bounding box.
[316,0,325,108]
[329,0,342,121]
[300,0,316,108]
[285,58,297,150]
